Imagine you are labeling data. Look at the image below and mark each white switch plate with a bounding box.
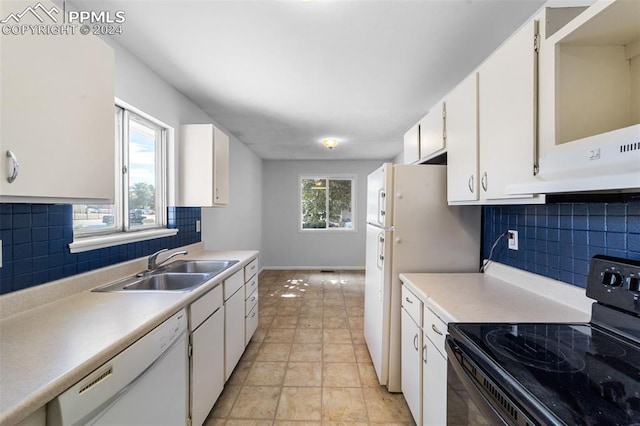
[0,241,2,267]
[195,220,201,233]
[508,230,518,250]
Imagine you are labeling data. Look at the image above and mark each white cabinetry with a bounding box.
[446,74,479,203]
[189,286,224,426]
[477,18,542,203]
[179,124,229,206]
[403,124,420,164]
[0,0,115,203]
[419,101,446,161]
[244,258,259,346]
[224,270,245,380]
[401,286,423,425]
[422,307,448,426]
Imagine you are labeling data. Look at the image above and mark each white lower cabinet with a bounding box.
[401,285,424,425]
[190,306,224,426]
[423,333,447,426]
[401,308,423,424]
[189,286,224,426]
[224,285,245,381]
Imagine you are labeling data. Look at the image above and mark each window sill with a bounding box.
[69,228,179,253]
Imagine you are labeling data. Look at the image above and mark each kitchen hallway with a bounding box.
[205,270,414,425]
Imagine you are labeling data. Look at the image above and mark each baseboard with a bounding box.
[262,266,365,271]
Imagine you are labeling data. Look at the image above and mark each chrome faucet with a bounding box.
[139,249,188,276]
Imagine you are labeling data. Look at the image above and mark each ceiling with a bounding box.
[76,0,546,161]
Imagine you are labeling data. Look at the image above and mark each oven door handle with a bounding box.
[445,338,510,426]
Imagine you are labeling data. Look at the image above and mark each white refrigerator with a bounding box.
[364,163,480,392]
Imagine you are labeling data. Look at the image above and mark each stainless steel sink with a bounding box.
[158,259,239,274]
[92,259,239,293]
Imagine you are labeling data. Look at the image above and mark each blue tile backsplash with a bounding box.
[482,200,640,288]
[0,204,201,294]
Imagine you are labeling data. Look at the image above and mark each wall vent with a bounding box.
[619,142,640,153]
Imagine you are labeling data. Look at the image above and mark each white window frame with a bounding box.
[69,100,177,253]
[299,174,357,233]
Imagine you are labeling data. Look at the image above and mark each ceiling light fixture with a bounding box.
[321,138,339,150]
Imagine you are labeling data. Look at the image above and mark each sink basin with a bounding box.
[92,259,239,293]
[159,259,239,274]
[94,273,212,293]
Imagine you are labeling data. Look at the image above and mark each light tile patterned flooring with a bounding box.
[205,270,415,426]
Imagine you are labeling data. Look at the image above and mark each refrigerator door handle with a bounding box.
[378,189,386,224]
[376,231,384,269]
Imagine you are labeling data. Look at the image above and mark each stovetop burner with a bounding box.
[485,329,586,373]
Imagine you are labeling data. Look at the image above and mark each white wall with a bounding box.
[262,160,383,269]
[104,37,263,254]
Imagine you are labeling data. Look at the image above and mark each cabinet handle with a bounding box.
[413,334,419,350]
[215,187,219,200]
[442,102,446,144]
[423,344,427,364]
[405,297,413,304]
[468,175,474,193]
[251,296,256,302]
[481,172,488,192]
[251,311,256,318]
[6,150,19,183]
[431,324,443,336]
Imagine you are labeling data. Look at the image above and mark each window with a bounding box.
[300,176,355,231]
[73,105,167,237]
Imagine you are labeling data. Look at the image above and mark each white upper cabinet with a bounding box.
[179,124,229,207]
[419,101,446,161]
[0,0,115,203]
[508,0,640,194]
[403,123,420,164]
[477,18,543,203]
[446,74,479,203]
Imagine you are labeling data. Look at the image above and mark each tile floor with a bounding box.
[205,269,415,426]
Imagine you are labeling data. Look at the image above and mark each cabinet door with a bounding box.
[447,74,479,203]
[403,123,420,164]
[401,308,422,425]
[0,0,115,203]
[419,102,446,160]
[423,337,447,426]
[224,288,245,381]
[213,126,229,205]
[179,124,229,207]
[478,19,537,200]
[245,304,258,346]
[191,307,224,426]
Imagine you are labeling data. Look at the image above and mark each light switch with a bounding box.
[0,241,2,268]
[195,220,201,233]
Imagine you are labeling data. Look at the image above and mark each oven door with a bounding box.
[446,337,508,426]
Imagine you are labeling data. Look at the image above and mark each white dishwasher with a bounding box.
[47,309,189,426]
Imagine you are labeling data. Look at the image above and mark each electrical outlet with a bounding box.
[195,220,201,233]
[508,230,518,250]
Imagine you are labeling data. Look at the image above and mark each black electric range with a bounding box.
[446,255,640,426]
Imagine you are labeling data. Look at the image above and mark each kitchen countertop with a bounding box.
[400,272,592,324]
[0,244,258,426]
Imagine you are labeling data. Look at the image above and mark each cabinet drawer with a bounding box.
[245,276,258,299]
[224,270,244,301]
[401,286,423,324]
[190,285,223,331]
[244,258,258,281]
[245,289,258,316]
[424,307,447,356]
[245,304,258,346]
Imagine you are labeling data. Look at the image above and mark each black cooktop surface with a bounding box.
[451,322,640,426]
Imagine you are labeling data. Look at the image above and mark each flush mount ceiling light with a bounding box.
[321,138,339,150]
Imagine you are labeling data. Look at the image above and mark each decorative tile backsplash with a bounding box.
[482,200,640,288]
[0,204,201,294]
